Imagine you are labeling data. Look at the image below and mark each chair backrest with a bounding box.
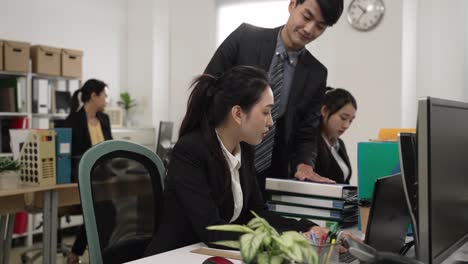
[78,140,165,264]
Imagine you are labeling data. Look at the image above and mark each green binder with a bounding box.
[357,141,400,201]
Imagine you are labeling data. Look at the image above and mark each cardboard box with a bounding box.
[31,45,61,76]
[0,40,4,71]
[61,48,83,78]
[4,40,30,73]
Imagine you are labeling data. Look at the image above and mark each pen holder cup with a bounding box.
[309,241,340,264]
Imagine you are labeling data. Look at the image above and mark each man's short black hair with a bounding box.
[296,0,344,26]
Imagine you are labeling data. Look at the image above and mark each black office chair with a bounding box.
[343,236,423,264]
[78,140,165,264]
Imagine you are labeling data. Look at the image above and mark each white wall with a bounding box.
[168,0,216,138]
[0,0,127,103]
[415,0,468,101]
[126,0,157,127]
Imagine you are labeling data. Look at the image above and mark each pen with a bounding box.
[310,232,317,244]
[326,238,336,264]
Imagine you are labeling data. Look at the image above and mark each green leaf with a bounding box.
[247,216,264,229]
[210,240,240,249]
[291,244,304,263]
[240,232,267,263]
[207,224,254,233]
[256,252,269,264]
[282,231,309,243]
[270,255,283,264]
[301,245,318,264]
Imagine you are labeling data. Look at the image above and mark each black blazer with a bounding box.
[205,23,327,179]
[144,130,316,256]
[62,107,113,181]
[315,136,352,184]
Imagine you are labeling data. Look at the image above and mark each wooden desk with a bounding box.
[0,183,79,264]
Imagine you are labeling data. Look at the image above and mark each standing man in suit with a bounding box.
[205,0,343,190]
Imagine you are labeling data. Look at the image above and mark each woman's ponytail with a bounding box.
[70,89,81,113]
[179,74,218,138]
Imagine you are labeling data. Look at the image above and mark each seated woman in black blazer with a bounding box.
[314,88,357,184]
[144,66,329,256]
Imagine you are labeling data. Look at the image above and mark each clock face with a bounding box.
[347,0,385,31]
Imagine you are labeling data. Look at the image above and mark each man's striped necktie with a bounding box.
[254,52,285,173]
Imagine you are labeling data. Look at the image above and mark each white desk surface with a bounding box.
[125,243,242,264]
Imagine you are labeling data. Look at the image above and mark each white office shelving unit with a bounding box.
[0,69,82,245]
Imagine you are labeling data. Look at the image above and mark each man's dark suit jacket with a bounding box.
[63,107,112,181]
[205,23,327,179]
[144,130,316,256]
[315,136,352,184]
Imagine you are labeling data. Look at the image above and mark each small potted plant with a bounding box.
[207,211,318,264]
[117,92,137,126]
[0,157,21,189]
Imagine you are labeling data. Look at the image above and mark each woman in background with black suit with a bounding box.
[63,79,113,264]
[314,88,357,184]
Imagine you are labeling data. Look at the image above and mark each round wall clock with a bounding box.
[347,0,385,31]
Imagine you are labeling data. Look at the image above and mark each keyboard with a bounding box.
[339,252,357,263]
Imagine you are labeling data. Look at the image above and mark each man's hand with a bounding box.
[295,163,336,183]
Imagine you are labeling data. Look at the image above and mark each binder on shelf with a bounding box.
[54,128,72,184]
[269,193,357,211]
[33,79,51,114]
[16,77,27,112]
[0,77,17,112]
[265,178,357,199]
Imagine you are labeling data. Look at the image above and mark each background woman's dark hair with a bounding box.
[179,65,269,202]
[322,87,357,122]
[70,79,108,112]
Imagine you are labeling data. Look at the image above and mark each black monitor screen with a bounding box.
[55,91,71,114]
[417,97,468,263]
[365,174,410,253]
[398,132,418,243]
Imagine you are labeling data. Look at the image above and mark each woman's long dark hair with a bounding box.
[179,65,269,200]
[70,79,108,112]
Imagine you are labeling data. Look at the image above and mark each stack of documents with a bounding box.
[266,178,358,228]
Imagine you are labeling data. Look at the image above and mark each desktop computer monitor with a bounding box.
[364,174,410,253]
[398,132,419,248]
[417,97,468,263]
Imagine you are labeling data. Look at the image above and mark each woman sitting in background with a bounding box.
[64,79,113,264]
[314,87,357,184]
[144,66,329,256]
